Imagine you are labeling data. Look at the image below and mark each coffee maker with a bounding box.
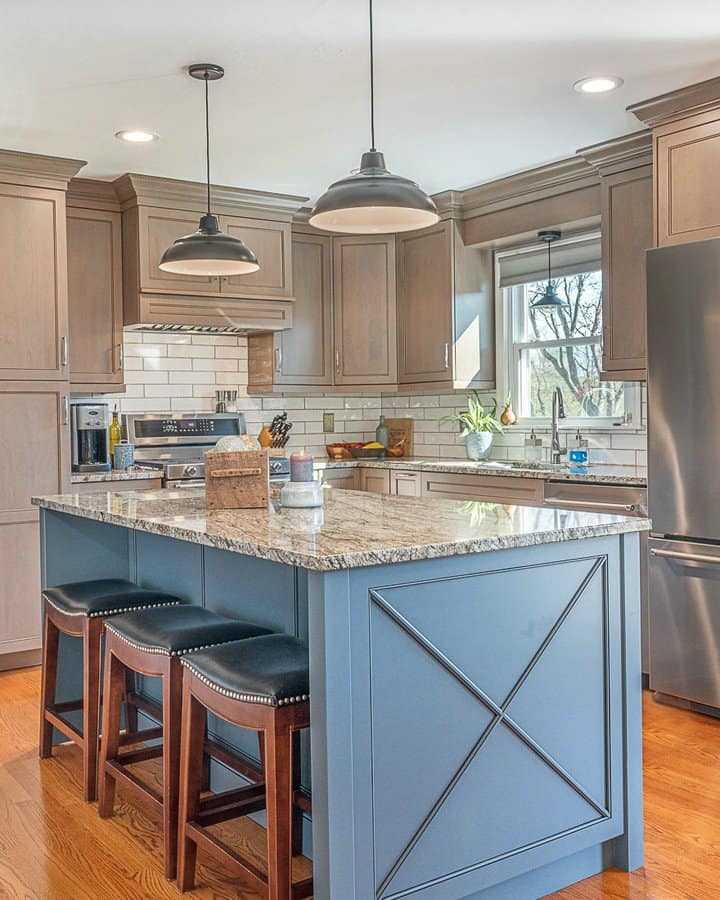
[71,403,111,472]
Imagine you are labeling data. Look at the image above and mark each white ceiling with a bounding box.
[2,0,720,200]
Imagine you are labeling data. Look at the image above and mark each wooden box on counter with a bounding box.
[204,451,270,510]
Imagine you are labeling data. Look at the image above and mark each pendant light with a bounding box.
[159,64,259,276]
[309,0,439,234]
[531,230,568,308]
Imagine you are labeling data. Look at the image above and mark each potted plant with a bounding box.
[441,391,503,461]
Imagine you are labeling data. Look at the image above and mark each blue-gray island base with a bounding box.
[32,488,648,900]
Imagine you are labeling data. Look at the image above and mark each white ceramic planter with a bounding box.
[464,432,493,461]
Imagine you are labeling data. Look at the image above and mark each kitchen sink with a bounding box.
[475,460,572,473]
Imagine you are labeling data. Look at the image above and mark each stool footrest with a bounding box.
[185,823,267,893]
[117,745,164,766]
[44,710,83,745]
[105,759,163,813]
[49,698,84,716]
[292,876,314,900]
[205,736,263,784]
[196,783,267,827]
[118,726,163,747]
[127,692,162,722]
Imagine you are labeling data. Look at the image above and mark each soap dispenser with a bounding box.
[524,429,543,463]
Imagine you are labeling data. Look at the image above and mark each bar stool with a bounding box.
[39,579,183,802]
[177,634,312,899]
[98,605,271,880]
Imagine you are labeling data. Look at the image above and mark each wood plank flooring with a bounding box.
[1,666,720,899]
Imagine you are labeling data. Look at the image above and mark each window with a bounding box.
[496,234,639,426]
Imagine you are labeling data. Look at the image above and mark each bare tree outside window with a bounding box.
[514,271,626,419]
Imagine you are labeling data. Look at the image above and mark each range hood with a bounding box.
[124,293,295,334]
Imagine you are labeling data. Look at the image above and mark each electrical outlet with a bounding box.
[323,412,335,433]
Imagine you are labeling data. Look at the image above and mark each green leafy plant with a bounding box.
[440,391,504,435]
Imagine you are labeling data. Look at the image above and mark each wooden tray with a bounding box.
[205,450,269,509]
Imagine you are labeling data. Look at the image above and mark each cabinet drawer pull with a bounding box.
[650,548,720,566]
[444,341,450,369]
[275,347,282,374]
[335,348,341,373]
[60,335,68,367]
[119,344,124,370]
[62,396,69,426]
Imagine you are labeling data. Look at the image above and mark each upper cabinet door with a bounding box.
[0,185,69,380]
[333,235,397,385]
[135,207,221,294]
[656,115,720,246]
[276,232,333,386]
[601,166,653,379]
[67,207,124,389]
[397,222,454,384]
[219,216,292,299]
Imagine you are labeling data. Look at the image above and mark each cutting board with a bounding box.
[205,450,269,509]
[385,418,414,456]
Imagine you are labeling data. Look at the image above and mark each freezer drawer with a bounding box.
[649,537,720,708]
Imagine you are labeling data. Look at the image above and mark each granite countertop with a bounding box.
[70,468,162,484]
[32,487,650,572]
[314,457,648,486]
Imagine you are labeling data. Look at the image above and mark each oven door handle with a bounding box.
[166,480,205,489]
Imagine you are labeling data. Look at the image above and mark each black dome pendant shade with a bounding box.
[309,1,438,234]
[159,64,259,277]
[531,230,569,308]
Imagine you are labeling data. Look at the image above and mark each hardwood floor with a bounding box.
[0,665,311,899]
[2,666,720,899]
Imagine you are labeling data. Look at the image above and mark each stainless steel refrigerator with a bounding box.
[647,237,720,711]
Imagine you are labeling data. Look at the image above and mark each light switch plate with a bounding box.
[323,412,335,433]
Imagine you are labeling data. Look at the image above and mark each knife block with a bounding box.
[204,450,270,509]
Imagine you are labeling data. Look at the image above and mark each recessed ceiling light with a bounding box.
[114,129,159,143]
[573,76,623,95]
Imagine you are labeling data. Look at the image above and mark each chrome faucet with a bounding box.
[551,387,566,464]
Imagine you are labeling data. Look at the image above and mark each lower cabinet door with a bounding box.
[391,471,422,497]
[0,517,41,655]
[360,469,391,494]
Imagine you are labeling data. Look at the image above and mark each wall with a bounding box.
[100,331,646,466]
[381,390,647,467]
[103,331,380,457]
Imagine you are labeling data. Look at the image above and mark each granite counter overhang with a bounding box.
[32,487,650,573]
[70,468,161,484]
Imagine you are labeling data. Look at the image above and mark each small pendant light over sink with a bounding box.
[159,64,259,277]
[531,230,568,308]
[309,0,439,234]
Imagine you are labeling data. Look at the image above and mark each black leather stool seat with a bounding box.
[43,579,182,619]
[105,605,271,657]
[182,634,309,707]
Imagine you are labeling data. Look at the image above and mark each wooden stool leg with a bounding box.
[291,730,303,857]
[162,658,183,880]
[265,720,294,900]
[39,604,60,759]
[82,618,104,802]
[177,683,208,892]
[124,667,138,734]
[98,642,125,818]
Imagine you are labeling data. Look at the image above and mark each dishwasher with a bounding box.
[543,481,649,677]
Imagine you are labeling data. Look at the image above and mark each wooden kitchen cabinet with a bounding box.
[220,215,292,299]
[0,381,71,657]
[66,180,124,391]
[390,470,422,497]
[396,220,495,390]
[600,166,653,379]
[333,235,397,385]
[359,468,391,494]
[317,467,360,491]
[0,183,71,381]
[421,472,544,506]
[247,231,333,391]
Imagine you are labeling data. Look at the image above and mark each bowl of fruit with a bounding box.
[349,441,387,459]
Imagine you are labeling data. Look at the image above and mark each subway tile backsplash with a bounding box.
[91,331,646,466]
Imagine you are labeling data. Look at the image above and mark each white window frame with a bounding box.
[494,235,641,430]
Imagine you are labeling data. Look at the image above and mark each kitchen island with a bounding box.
[32,487,648,900]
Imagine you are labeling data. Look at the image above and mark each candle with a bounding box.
[290,451,314,483]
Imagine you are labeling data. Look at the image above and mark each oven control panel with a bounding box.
[127,413,246,443]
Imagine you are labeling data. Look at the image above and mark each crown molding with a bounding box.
[453,156,599,221]
[114,173,308,221]
[0,149,86,190]
[628,75,720,128]
[67,176,121,211]
[578,130,652,176]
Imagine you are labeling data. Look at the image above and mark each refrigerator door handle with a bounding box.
[650,547,720,567]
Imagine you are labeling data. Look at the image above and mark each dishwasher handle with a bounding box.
[544,498,638,514]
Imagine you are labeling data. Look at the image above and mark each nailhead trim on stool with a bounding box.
[102,625,259,658]
[181,657,310,707]
[44,597,183,618]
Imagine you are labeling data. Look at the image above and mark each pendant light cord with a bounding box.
[547,239,551,283]
[204,72,211,215]
[369,0,376,151]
